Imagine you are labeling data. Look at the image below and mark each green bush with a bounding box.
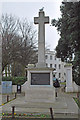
[2,77,12,81]
[2,77,27,85]
[74,78,80,86]
[73,97,80,108]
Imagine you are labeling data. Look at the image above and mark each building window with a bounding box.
[59,58,61,61]
[50,64,52,68]
[45,55,48,59]
[50,55,52,60]
[59,73,61,78]
[59,64,61,69]
[55,57,56,60]
[46,63,48,67]
[64,73,66,76]
[55,64,56,68]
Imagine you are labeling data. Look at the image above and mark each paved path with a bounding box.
[2,89,79,118]
[2,93,15,104]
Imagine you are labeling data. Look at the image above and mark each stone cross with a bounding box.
[34,11,49,67]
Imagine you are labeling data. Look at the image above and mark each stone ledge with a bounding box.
[25,67,54,71]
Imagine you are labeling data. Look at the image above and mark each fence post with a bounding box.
[50,107,54,119]
[55,92,57,97]
[77,92,79,98]
[7,95,9,102]
[15,93,16,98]
[12,106,15,118]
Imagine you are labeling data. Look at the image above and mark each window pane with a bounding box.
[46,63,48,67]
[59,64,61,69]
[50,55,52,60]
[50,64,52,68]
[59,73,61,78]
[55,64,56,68]
[45,55,48,59]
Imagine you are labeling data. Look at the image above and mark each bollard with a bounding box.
[12,106,15,118]
[7,95,9,102]
[55,92,57,97]
[15,93,16,98]
[77,92,79,98]
[50,108,54,119]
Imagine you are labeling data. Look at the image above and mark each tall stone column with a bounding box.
[34,11,49,68]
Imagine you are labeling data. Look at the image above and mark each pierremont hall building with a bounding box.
[45,49,66,82]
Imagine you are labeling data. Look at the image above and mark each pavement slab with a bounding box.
[2,89,79,118]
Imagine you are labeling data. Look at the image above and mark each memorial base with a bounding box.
[65,86,73,92]
[25,67,55,103]
[25,86,55,103]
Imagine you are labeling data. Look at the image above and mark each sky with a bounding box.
[1,0,63,50]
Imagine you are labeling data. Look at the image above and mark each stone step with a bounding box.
[16,93,25,97]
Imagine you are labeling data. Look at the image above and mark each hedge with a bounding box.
[2,77,27,85]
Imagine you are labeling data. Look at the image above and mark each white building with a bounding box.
[3,65,12,77]
[45,49,66,82]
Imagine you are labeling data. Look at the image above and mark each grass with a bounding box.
[60,82,66,85]
[73,97,80,108]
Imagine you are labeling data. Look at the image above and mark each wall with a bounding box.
[21,81,28,93]
[12,85,17,93]
[73,82,80,92]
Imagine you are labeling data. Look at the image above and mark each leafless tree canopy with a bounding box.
[1,14,38,75]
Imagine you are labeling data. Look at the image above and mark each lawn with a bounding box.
[73,97,80,108]
[60,82,66,85]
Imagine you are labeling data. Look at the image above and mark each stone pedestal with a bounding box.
[65,64,73,92]
[25,67,55,103]
[25,10,55,103]
[66,86,73,93]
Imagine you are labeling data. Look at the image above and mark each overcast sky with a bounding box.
[1,0,63,50]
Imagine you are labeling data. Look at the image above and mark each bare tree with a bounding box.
[1,14,19,71]
[18,19,37,67]
[1,14,37,76]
